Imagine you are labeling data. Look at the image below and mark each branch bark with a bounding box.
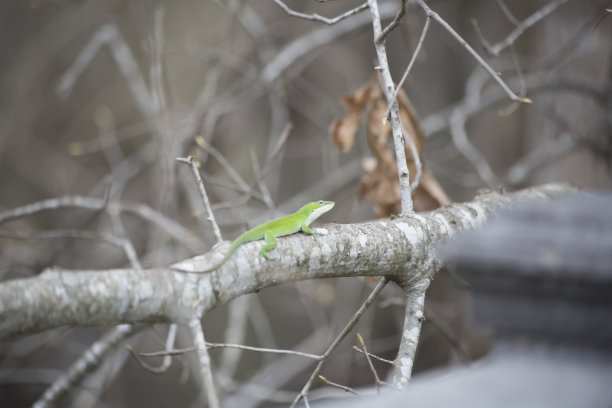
[0,183,572,341]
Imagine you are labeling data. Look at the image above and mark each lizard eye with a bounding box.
[318,200,323,205]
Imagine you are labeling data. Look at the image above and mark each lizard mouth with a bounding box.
[305,202,335,225]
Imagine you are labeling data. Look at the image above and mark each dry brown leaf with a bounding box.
[329,84,373,152]
[332,77,451,216]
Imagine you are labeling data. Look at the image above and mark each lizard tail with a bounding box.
[195,230,252,273]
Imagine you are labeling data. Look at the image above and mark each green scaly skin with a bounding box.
[194,200,335,274]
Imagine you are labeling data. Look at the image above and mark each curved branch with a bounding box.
[0,184,573,340]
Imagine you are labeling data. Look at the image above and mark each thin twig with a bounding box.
[352,346,394,365]
[415,0,531,104]
[260,122,293,178]
[376,0,408,44]
[356,333,393,392]
[126,325,178,373]
[138,347,194,357]
[272,0,369,25]
[137,342,321,360]
[470,18,495,53]
[497,45,527,117]
[250,148,275,209]
[506,131,578,186]
[56,23,158,117]
[195,137,250,192]
[449,70,500,187]
[177,156,223,243]
[591,8,612,34]
[402,122,423,192]
[318,375,362,397]
[199,123,290,213]
[496,0,520,26]
[262,2,398,83]
[490,0,573,55]
[109,212,142,269]
[0,195,202,250]
[219,296,251,380]
[424,305,469,362]
[0,229,125,248]
[189,318,220,408]
[291,277,389,407]
[392,16,431,105]
[32,325,135,408]
[208,342,321,359]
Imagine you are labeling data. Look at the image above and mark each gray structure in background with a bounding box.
[322,192,612,407]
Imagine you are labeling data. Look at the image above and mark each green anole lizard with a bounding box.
[186,200,335,273]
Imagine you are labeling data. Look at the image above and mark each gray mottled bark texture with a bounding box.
[0,184,572,340]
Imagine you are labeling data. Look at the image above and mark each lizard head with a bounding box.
[301,200,335,226]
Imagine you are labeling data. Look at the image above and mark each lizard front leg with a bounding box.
[301,223,316,235]
[261,231,277,260]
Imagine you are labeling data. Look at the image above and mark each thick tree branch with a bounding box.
[0,183,572,340]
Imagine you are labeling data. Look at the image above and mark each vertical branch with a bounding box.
[177,156,223,243]
[189,317,220,408]
[367,0,414,215]
[392,279,429,387]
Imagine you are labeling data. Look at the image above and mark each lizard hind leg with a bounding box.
[261,231,277,260]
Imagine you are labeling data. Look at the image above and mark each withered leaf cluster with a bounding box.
[330,80,451,217]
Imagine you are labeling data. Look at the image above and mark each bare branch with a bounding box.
[368,0,414,215]
[424,305,470,362]
[262,2,398,83]
[250,148,275,209]
[496,0,521,26]
[352,346,394,365]
[272,0,369,25]
[126,324,178,373]
[356,333,396,391]
[506,131,578,186]
[376,0,408,44]
[318,375,362,397]
[177,156,223,243]
[32,325,135,408]
[195,137,250,193]
[490,0,573,56]
[415,0,532,104]
[138,341,321,360]
[56,23,158,117]
[449,69,501,187]
[208,342,320,359]
[392,15,431,105]
[0,195,202,251]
